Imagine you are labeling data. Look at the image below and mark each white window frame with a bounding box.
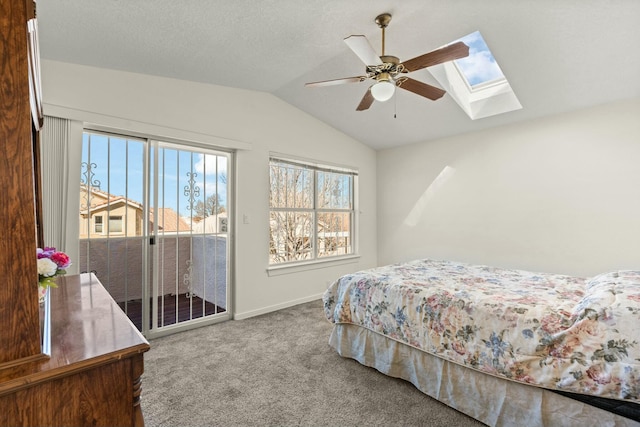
[268,156,358,270]
[94,215,103,233]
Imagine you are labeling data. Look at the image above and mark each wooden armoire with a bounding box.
[0,1,150,426]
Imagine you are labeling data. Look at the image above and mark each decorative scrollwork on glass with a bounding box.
[183,259,193,297]
[80,162,101,210]
[183,171,200,211]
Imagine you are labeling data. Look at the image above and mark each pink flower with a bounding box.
[550,343,573,359]
[572,319,600,337]
[451,341,466,355]
[50,252,71,269]
[540,314,566,334]
[430,320,445,335]
[586,365,612,385]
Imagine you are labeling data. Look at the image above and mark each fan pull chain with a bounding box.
[394,91,397,118]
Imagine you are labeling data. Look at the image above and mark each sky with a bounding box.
[81,133,228,218]
[454,31,505,87]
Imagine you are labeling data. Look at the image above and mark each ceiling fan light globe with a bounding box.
[371,80,395,102]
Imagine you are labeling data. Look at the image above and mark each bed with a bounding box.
[323,259,640,426]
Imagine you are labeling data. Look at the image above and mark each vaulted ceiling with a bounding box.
[37,1,640,150]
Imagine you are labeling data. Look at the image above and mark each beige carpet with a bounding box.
[141,299,485,426]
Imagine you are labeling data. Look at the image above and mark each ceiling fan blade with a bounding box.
[356,88,375,111]
[305,76,366,87]
[401,41,470,72]
[344,35,383,66]
[397,78,446,100]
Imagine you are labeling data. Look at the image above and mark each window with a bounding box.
[427,30,521,120]
[92,214,123,234]
[453,31,505,89]
[94,216,103,233]
[108,215,123,233]
[269,157,356,265]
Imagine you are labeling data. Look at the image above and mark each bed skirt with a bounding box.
[329,324,639,427]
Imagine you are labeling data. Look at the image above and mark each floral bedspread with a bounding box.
[323,259,640,402]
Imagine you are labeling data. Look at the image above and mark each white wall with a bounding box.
[377,98,640,277]
[41,60,377,319]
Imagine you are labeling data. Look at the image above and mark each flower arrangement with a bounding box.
[37,247,71,289]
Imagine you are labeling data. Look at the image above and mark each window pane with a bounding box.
[80,132,145,239]
[269,211,313,263]
[269,162,313,209]
[95,216,103,233]
[454,31,505,88]
[109,215,123,233]
[317,212,351,258]
[317,171,352,209]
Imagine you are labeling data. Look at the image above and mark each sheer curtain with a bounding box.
[39,115,82,274]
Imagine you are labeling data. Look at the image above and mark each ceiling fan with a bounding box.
[305,13,470,111]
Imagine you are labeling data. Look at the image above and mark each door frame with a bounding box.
[143,139,234,339]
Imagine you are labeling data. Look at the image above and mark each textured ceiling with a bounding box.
[37,1,640,150]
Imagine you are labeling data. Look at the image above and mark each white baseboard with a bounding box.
[233,293,324,320]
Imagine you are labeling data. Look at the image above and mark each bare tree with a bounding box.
[269,164,312,263]
[194,194,225,218]
[269,163,352,263]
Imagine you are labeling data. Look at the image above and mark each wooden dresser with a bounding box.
[0,274,150,426]
[1,2,150,424]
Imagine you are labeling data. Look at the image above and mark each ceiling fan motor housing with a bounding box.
[380,55,399,65]
[367,56,404,83]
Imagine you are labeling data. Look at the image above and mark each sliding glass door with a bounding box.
[79,131,232,337]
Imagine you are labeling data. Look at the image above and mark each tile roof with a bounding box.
[149,208,191,232]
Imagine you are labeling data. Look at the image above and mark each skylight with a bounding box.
[427,31,521,120]
[454,31,505,89]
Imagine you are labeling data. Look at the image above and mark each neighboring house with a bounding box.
[79,185,190,238]
[79,185,144,238]
[79,188,202,303]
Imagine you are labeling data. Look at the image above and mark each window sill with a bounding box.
[266,254,361,277]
